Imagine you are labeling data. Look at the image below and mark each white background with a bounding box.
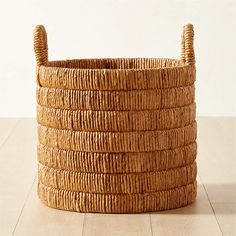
[0,0,235,117]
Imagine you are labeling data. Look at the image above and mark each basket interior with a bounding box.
[46,58,185,70]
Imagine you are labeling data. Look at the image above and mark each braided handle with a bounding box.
[34,25,48,66]
[181,24,195,65]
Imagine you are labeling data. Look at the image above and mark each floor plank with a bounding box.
[197,117,236,185]
[13,180,85,236]
[150,179,222,235]
[197,117,236,235]
[0,118,18,147]
[212,203,236,236]
[83,212,152,236]
[0,119,37,236]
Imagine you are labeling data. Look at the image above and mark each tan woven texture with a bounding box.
[34,24,197,213]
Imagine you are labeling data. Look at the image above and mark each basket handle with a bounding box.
[33,25,48,66]
[180,24,195,65]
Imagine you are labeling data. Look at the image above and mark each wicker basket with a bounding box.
[34,24,197,213]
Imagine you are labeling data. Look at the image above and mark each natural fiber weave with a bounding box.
[36,85,195,110]
[37,142,197,173]
[37,103,196,131]
[38,122,197,152]
[38,181,197,213]
[37,59,196,90]
[34,24,197,213]
[38,162,197,194]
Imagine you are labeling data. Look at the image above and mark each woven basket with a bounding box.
[34,24,197,213]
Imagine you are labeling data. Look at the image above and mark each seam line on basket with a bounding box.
[36,83,195,92]
[38,160,197,175]
[38,180,197,196]
[37,120,196,134]
[36,101,195,112]
[37,120,196,133]
[37,140,197,154]
[38,82,196,92]
[37,102,196,112]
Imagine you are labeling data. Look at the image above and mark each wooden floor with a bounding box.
[0,117,235,236]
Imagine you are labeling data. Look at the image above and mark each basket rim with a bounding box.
[41,58,194,72]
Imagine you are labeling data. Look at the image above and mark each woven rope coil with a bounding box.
[36,85,195,110]
[37,142,197,173]
[38,60,196,90]
[37,103,196,131]
[38,181,197,213]
[38,162,197,194]
[34,24,197,213]
[38,122,197,152]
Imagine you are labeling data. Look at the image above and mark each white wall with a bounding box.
[0,0,235,117]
